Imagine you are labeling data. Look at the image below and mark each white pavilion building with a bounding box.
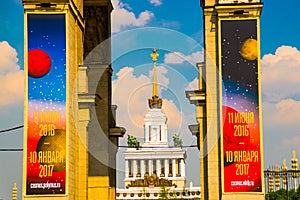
[116,49,200,200]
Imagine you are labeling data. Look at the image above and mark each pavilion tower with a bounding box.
[143,49,168,147]
[116,49,201,199]
[124,49,186,188]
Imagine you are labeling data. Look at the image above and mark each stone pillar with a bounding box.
[129,160,133,177]
[164,159,168,176]
[180,159,185,177]
[78,109,89,199]
[149,160,153,175]
[156,160,161,177]
[141,160,145,178]
[176,159,179,175]
[133,160,137,178]
[172,159,176,177]
[137,160,140,177]
[125,160,129,178]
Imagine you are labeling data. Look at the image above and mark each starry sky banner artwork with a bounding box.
[26,14,66,195]
[221,20,263,193]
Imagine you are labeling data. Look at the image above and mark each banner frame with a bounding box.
[218,16,265,195]
[23,11,69,197]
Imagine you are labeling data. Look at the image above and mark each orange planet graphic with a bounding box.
[239,38,258,61]
[36,129,66,172]
[28,49,52,78]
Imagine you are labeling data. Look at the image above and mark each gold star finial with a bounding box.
[151,48,159,62]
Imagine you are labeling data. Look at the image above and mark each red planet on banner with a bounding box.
[28,49,52,78]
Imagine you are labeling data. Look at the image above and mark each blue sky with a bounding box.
[0,0,300,199]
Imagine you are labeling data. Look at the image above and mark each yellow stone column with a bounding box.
[23,0,84,199]
[187,1,264,199]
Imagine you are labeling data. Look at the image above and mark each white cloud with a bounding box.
[111,0,154,33]
[185,78,199,91]
[112,66,188,140]
[112,67,149,136]
[164,51,204,66]
[111,0,131,10]
[161,99,183,131]
[149,0,162,6]
[164,52,185,64]
[261,46,300,102]
[0,41,19,75]
[261,46,300,160]
[282,136,300,151]
[263,99,300,128]
[161,20,181,29]
[0,41,23,106]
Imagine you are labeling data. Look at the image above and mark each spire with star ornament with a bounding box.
[148,48,163,109]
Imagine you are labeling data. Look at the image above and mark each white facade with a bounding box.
[124,148,186,181]
[143,108,168,147]
[123,106,186,185]
[117,99,200,199]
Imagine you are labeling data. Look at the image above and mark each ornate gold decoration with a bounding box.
[126,174,177,188]
[148,95,163,109]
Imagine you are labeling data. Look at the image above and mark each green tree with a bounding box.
[265,186,300,200]
[159,185,171,200]
[158,185,186,200]
[265,189,287,200]
[127,135,140,149]
[172,133,183,147]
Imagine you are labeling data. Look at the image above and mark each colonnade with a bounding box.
[125,159,185,178]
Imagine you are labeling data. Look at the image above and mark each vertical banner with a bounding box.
[221,20,262,193]
[26,14,66,195]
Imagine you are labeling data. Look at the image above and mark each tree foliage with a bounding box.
[127,135,140,149]
[172,133,183,147]
[159,185,171,200]
[158,185,187,200]
[265,186,300,200]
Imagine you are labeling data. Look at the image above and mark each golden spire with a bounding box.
[148,49,162,109]
[151,48,159,97]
